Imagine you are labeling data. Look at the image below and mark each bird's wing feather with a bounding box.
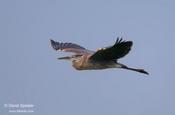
[50,39,93,54]
[89,38,133,60]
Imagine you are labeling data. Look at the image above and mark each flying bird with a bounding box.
[50,38,149,75]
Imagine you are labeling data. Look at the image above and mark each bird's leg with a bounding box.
[122,66,149,75]
[117,63,149,75]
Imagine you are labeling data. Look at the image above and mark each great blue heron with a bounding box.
[50,38,149,75]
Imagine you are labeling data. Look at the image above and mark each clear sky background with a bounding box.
[1,0,175,115]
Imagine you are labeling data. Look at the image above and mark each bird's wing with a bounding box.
[50,39,93,54]
[89,38,133,60]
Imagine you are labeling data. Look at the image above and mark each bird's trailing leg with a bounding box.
[117,63,149,75]
[122,66,149,75]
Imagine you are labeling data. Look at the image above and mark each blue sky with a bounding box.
[1,0,175,115]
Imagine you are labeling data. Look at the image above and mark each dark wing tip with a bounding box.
[115,38,133,50]
[50,39,60,50]
[50,39,54,45]
[50,39,54,43]
[115,37,133,45]
[125,41,133,47]
[50,39,56,44]
[50,39,87,53]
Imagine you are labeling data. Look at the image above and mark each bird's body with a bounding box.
[50,38,149,75]
[72,57,119,70]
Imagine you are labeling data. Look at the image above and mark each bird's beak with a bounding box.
[57,56,72,60]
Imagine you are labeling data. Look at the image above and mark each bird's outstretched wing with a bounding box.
[90,38,133,60]
[50,39,93,54]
